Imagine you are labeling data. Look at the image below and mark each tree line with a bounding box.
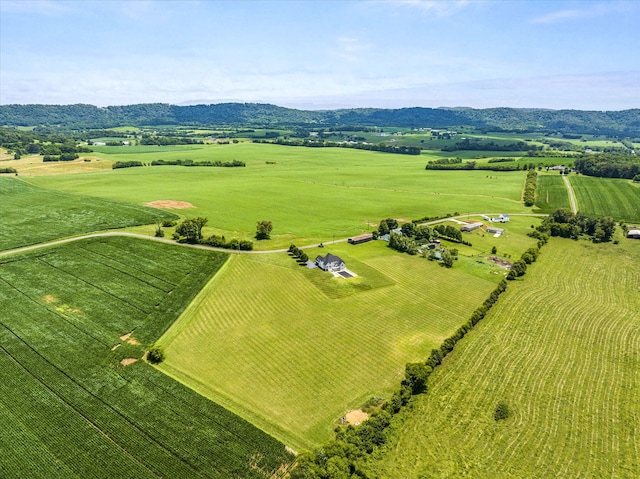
[574,153,640,179]
[256,138,421,155]
[523,169,537,206]
[532,209,616,243]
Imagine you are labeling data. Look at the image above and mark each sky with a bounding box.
[1,0,639,110]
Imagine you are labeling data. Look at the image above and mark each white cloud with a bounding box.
[0,0,74,16]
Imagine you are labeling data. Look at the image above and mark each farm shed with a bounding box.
[348,233,373,245]
[627,229,640,239]
[461,222,483,232]
[315,253,346,272]
[487,226,504,237]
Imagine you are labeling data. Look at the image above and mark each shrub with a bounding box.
[147,346,165,364]
[494,401,511,421]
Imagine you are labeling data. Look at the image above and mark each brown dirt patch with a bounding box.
[111,344,121,351]
[120,358,138,366]
[488,256,512,268]
[43,294,57,303]
[120,332,132,341]
[344,409,369,426]
[127,338,141,346]
[145,200,194,209]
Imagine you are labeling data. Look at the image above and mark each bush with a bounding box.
[147,346,165,364]
[494,401,511,421]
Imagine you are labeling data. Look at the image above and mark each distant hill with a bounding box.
[1,102,639,136]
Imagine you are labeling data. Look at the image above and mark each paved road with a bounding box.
[0,213,548,259]
[562,174,578,214]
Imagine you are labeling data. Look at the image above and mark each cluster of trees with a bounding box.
[287,244,309,264]
[574,153,640,179]
[534,209,616,243]
[112,161,144,169]
[292,279,513,478]
[506,246,541,280]
[150,159,245,167]
[172,217,253,249]
[255,220,273,240]
[523,169,537,206]
[139,136,203,146]
[42,153,79,162]
[425,160,532,172]
[441,138,540,152]
[0,167,17,174]
[201,234,253,250]
[260,138,421,155]
[433,224,463,242]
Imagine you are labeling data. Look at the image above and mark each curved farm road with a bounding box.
[562,174,578,214]
[0,231,347,259]
[0,212,547,259]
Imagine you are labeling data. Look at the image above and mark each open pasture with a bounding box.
[7,153,113,176]
[0,177,175,251]
[368,238,640,478]
[0,237,293,478]
[27,143,531,249]
[156,238,526,450]
[534,173,571,212]
[569,174,640,222]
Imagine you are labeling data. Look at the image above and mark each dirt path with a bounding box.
[562,175,578,214]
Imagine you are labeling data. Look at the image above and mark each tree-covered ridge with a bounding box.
[1,103,639,135]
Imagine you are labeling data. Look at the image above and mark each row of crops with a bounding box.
[0,237,293,478]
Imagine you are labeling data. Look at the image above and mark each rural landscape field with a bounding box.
[1,107,639,478]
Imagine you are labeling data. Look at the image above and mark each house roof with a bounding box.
[317,253,344,264]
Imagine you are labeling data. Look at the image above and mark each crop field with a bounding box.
[0,236,293,478]
[569,175,640,222]
[0,177,175,251]
[367,238,640,478]
[27,143,531,249]
[155,236,536,450]
[534,173,571,212]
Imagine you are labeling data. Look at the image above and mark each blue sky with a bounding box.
[1,0,639,110]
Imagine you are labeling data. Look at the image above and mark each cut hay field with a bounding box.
[569,175,640,222]
[156,236,539,450]
[534,173,571,212]
[27,143,531,249]
[0,236,293,478]
[0,177,176,251]
[367,238,640,478]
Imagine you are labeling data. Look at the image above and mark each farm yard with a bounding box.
[366,238,640,478]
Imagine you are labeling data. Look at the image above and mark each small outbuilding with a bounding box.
[461,222,483,232]
[348,233,373,245]
[315,253,346,272]
[487,226,504,237]
[627,229,640,239]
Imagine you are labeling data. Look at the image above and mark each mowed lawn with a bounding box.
[0,237,293,478]
[158,240,503,450]
[368,238,640,478]
[569,175,640,222]
[0,177,175,251]
[28,143,531,249]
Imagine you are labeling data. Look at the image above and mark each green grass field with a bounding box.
[366,237,640,478]
[156,228,539,450]
[0,177,176,251]
[27,143,531,249]
[569,175,640,222]
[534,173,571,212]
[0,237,293,478]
